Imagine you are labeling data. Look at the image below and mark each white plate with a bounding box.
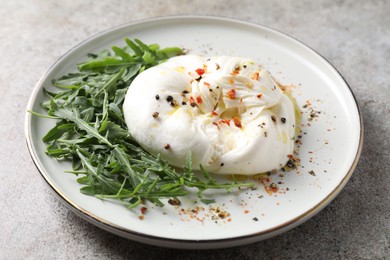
[25,16,363,249]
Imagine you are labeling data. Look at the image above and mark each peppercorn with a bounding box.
[286,159,296,168]
[152,112,159,118]
[168,198,181,206]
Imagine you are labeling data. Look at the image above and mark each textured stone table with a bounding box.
[1,0,389,259]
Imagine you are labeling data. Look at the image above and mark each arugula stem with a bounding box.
[27,110,59,119]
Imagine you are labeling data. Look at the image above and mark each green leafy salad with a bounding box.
[30,39,254,209]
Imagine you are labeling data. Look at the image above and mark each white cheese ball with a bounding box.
[123,55,295,175]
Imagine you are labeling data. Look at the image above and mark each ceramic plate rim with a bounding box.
[25,15,363,249]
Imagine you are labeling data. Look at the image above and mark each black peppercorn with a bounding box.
[166,95,173,102]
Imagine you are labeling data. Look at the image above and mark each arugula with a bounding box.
[31,38,255,209]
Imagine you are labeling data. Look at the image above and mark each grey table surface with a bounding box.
[1,0,389,259]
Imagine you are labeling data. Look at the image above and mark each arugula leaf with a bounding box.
[50,100,113,147]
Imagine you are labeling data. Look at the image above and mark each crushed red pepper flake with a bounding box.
[231,70,239,76]
[219,119,230,126]
[196,96,203,104]
[233,117,242,128]
[251,72,260,80]
[140,207,148,215]
[195,68,205,75]
[227,89,236,99]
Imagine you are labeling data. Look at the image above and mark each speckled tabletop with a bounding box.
[1,0,389,259]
